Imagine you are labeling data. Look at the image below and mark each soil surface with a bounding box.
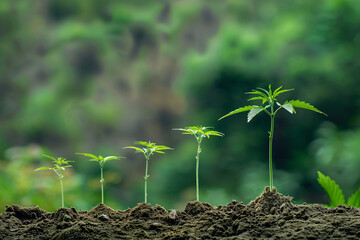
[1,187,360,239]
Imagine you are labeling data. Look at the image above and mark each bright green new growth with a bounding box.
[219,85,326,191]
[173,126,224,201]
[34,155,74,208]
[124,141,172,203]
[317,171,360,207]
[77,153,123,204]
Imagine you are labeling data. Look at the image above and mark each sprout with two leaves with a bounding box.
[124,141,172,203]
[77,153,123,204]
[219,85,326,191]
[35,155,74,208]
[173,126,224,201]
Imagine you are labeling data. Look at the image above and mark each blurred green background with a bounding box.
[1,0,360,212]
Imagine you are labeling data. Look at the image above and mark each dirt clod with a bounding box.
[1,188,360,239]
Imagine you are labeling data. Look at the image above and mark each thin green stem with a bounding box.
[144,156,149,203]
[60,175,64,208]
[269,103,275,191]
[195,138,202,201]
[100,166,104,204]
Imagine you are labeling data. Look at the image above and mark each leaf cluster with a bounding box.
[173,126,224,143]
[219,85,327,122]
[76,153,123,167]
[35,155,74,172]
[317,171,360,207]
[124,141,172,159]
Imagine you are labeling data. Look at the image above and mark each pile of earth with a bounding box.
[1,187,360,239]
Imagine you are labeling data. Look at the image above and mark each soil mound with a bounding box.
[1,188,360,239]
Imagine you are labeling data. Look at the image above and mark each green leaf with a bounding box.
[205,130,224,137]
[347,187,360,207]
[124,146,145,153]
[34,167,51,171]
[246,90,268,99]
[285,100,327,116]
[219,105,256,121]
[247,96,266,102]
[276,102,294,114]
[273,89,294,98]
[77,153,98,159]
[247,107,263,122]
[317,171,345,207]
[104,156,122,162]
[43,154,57,161]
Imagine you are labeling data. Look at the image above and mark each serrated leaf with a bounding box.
[281,103,294,114]
[317,171,345,207]
[285,100,327,116]
[347,187,360,207]
[219,105,256,121]
[34,167,51,171]
[247,107,263,122]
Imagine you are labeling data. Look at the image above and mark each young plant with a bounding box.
[77,153,123,204]
[219,85,326,191]
[124,141,172,203]
[317,171,360,207]
[173,126,224,201]
[35,155,74,208]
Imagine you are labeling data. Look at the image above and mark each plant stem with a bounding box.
[100,166,104,204]
[269,104,275,191]
[60,175,64,208]
[144,156,149,203]
[195,140,202,201]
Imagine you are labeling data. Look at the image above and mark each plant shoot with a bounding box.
[124,141,172,203]
[173,126,224,201]
[219,85,326,191]
[77,153,123,204]
[35,155,74,208]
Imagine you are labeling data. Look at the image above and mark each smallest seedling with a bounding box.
[173,126,224,201]
[77,153,123,204]
[35,155,74,208]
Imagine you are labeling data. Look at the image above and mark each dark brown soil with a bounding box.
[1,187,360,239]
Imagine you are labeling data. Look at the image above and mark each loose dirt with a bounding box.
[1,187,360,239]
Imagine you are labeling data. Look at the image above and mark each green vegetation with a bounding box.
[34,155,74,208]
[1,1,360,210]
[125,141,172,203]
[317,171,360,208]
[77,153,123,204]
[219,85,326,191]
[173,126,223,201]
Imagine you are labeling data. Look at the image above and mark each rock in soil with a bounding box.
[1,188,360,239]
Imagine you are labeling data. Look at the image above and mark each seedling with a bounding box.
[173,126,224,201]
[317,171,360,207]
[77,153,123,204]
[35,155,73,208]
[124,141,172,203]
[219,85,326,191]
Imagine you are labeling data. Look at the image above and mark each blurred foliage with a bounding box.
[1,0,360,211]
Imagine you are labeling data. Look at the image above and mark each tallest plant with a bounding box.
[219,85,326,190]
